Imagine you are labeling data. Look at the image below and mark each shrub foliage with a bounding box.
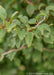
[0,0,54,74]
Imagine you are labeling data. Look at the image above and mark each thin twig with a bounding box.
[31,16,46,30]
[1,44,25,58]
[43,48,54,52]
[38,0,41,5]
[29,11,49,31]
[1,44,54,61]
[25,0,34,5]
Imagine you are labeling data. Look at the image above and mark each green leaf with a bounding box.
[37,23,50,36]
[25,32,33,47]
[32,50,41,62]
[33,29,41,39]
[36,10,49,20]
[0,28,6,38]
[16,28,26,40]
[43,31,50,38]
[13,19,21,26]
[44,51,54,59]
[43,35,54,44]
[50,11,54,16]
[50,26,54,41]
[0,28,6,43]
[11,11,19,19]
[10,11,19,23]
[33,39,43,52]
[22,47,32,59]
[18,15,28,24]
[38,3,46,10]
[8,38,16,48]
[6,52,16,61]
[0,5,7,20]
[46,5,54,11]
[16,38,21,48]
[6,21,16,32]
[26,5,35,17]
[14,58,21,67]
[28,18,36,24]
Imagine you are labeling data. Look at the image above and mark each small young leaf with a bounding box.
[11,11,19,19]
[10,11,19,23]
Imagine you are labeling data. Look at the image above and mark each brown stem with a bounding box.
[25,0,34,5]
[30,16,46,30]
[43,48,54,52]
[1,44,25,58]
[38,0,41,5]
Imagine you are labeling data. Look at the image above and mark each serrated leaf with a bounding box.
[0,28,6,43]
[22,47,32,59]
[8,38,16,48]
[26,5,35,17]
[36,10,49,20]
[25,32,33,47]
[33,29,41,39]
[43,31,50,38]
[28,18,36,24]
[43,34,54,44]
[13,19,21,26]
[0,28,6,38]
[16,38,21,48]
[18,15,28,24]
[16,28,26,40]
[37,23,50,36]
[33,39,43,52]
[46,5,54,11]
[6,51,16,61]
[0,5,7,20]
